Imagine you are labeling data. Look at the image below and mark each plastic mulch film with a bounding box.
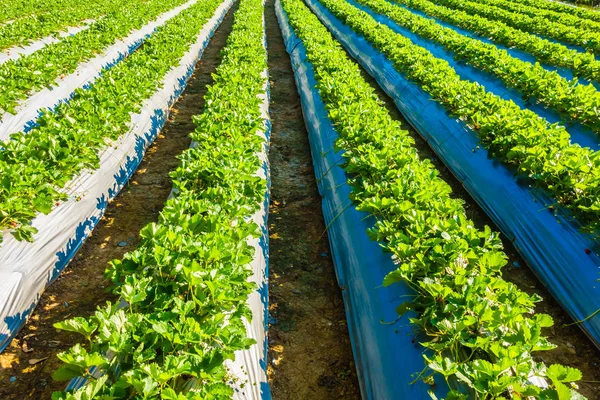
[305,0,600,348]
[394,1,600,90]
[223,9,272,397]
[66,3,272,398]
[0,20,95,65]
[0,0,235,353]
[276,1,451,398]
[0,0,198,141]
[348,0,599,150]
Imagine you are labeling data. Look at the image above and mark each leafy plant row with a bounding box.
[315,0,600,233]
[0,2,73,26]
[51,0,269,396]
[0,0,222,243]
[281,0,582,397]
[394,0,600,85]
[575,0,600,7]
[465,0,600,33]
[0,0,86,24]
[431,0,600,55]
[562,0,600,7]
[0,0,122,51]
[0,0,189,115]
[507,0,600,23]
[354,0,600,134]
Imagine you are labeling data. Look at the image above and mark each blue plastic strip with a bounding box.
[394,2,600,90]
[304,0,600,347]
[276,2,451,398]
[347,0,599,150]
[260,27,272,399]
[442,0,600,57]
[259,150,272,400]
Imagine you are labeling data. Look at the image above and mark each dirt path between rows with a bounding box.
[264,0,361,398]
[0,6,236,398]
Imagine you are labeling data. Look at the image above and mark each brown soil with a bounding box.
[351,46,600,399]
[0,7,236,399]
[264,0,361,398]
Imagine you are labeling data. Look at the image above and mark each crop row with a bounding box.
[0,0,87,23]
[316,0,600,232]
[0,0,189,115]
[466,0,600,32]
[432,0,600,54]
[0,0,221,242]
[508,0,600,23]
[396,0,600,84]
[281,0,582,396]
[572,0,600,7]
[354,0,600,134]
[0,0,124,51]
[51,0,269,396]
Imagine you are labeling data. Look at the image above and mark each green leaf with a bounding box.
[547,364,582,382]
[395,301,413,316]
[54,317,98,341]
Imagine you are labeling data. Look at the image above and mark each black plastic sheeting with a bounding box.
[304,0,600,348]
[276,1,450,398]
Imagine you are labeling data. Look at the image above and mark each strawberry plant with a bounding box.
[0,0,221,243]
[313,0,600,233]
[464,0,600,32]
[0,0,189,115]
[0,0,118,51]
[0,0,94,24]
[393,0,600,85]
[51,0,269,397]
[427,0,600,54]
[507,0,600,23]
[280,0,584,397]
[354,0,600,134]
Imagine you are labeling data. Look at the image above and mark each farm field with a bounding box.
[0,0,599,398]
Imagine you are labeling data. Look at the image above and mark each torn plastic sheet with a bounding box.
[0,0,235,353]
[0,0,198,141]
[276,1,451,398]
[305,0,600,348]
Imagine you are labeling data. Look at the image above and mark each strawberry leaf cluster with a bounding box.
[0,0,219,242]
[0,0,121,51]
[355,0,600,134]
[0,0,189,115]
[464,0,600,32]
[393,0,600,85]
[506,0,600,23]
[426,0,600,55]
[281,0,583,397]
[315,0,600,233]
[51,0,269,397]
[0,0,99,24]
